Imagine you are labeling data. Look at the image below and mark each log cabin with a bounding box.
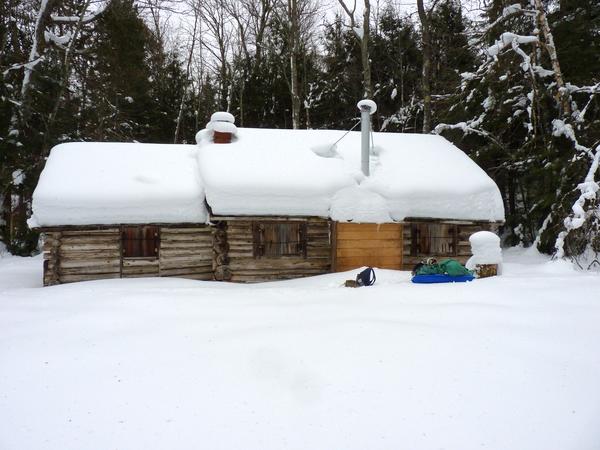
[29,112,505,285]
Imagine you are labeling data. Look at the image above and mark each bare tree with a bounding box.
[200,0,235,111]
[274,0,319,129]
[336,0,373,99]
[245,0,275,63]
[174,0,200,143]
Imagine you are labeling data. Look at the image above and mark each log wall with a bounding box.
[42,225,213,285]
[224,218,332,283]
[159,227,213,280]
[43,229,121,285]
[40,219,500,286]
[401,221,498,270]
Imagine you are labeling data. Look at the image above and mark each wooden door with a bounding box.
[334,223,403,272]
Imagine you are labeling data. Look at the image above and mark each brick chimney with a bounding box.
[209,111,237,144]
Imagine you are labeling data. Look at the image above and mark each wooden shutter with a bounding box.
[122,226,159,258]
[253,222,307,258]
[411,223,431,256]
[410,223,457,257]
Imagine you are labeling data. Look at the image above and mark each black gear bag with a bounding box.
[356,267,376,287]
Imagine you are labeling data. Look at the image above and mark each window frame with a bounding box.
[252,221,308,259]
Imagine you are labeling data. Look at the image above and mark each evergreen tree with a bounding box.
[85,0,155,141]
[435,0,600,263]
[305,17,362,130]
[371,8,421,132]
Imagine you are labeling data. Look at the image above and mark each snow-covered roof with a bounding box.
[197,128,505,222]
[30,129,505,227]
[29,142,206,227]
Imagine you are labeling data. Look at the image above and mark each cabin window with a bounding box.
[121,226,160,258]
[252,222,307,258]
[410,223,457,257]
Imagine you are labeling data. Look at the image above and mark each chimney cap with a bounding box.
[208,121,237,135]
[357,99,377,115]
[210,111,235,123]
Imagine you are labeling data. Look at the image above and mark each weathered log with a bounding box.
[160,234,213,243]
[159,266,213,276]
[60,243,120,251]
[59,273,121,283]
[159,227,210,234]
[159,248,211,258]
[160,258,212,270]
[122,259,159,267]
[59,249,121,258]
[228,259,329,271]
[161,272,214,280]
[160,241,212,250]
[59,265,121,275]
[122,266,159,276]
[60,258,121,269]
[61,228,119,236]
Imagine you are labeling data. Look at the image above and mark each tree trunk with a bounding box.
[174,10,199,143]
[533,0,571,117]
[417,0,432,133]
[289,0,301,129]
[361,0,372,98]
[17,0,58,126]
[45,0,93,153]
[336,0,372,99]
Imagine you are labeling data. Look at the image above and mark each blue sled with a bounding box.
[411,274,475,284]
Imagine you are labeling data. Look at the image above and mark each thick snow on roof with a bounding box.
[198,128,505,222]
[197,129,357,217]
[31,128,504,227]
[30,142,206,227]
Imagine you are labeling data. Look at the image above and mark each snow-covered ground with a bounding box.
[1,250,599,450]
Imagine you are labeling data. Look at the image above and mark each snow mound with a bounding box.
[210,111,235,123]
[207,121,238,135]
[195,128,211,144]
[466,231,503,270]
[0,241,8,258]
[30,142,207,227]
[330,186,392,223]
[311,143,339,158]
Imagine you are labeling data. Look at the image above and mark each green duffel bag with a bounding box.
[438,259,472,276]
[415,263,444,275]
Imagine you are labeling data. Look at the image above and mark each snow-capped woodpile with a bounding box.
[466,231,503,277]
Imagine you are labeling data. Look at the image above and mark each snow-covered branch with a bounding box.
[50,5,107,24]
[487,33,537,60]
[469,4,536,46]
[21,0,57,101]
[44,31,72,46]
[552,119,595,159]
[434,119,504,149]
[566,82,600,95]
[555,146,600,258]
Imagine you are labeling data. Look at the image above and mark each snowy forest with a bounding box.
[1,0,599,266]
